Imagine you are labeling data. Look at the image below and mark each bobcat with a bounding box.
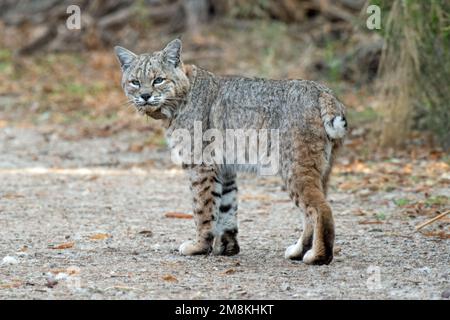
[115,39,347,265]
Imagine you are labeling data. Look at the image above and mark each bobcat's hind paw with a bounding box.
[284,243,304,260]
[179,240,210,256]
[302,248,333,265]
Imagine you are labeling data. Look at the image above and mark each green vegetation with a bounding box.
[425,195,449,206]
[375,212,387,220]
[0,49,12,73]
[394,198,410,206]
[324,41,343,83]
[347,107,379,126]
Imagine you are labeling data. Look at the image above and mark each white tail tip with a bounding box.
[325,116,347,139]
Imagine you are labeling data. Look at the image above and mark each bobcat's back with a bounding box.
[173,66,347,140]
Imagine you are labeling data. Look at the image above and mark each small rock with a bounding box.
[441,289,450,299]
[418,267,431,274]
[45,273,58,288]
[55,273,69,281]
[138,230,153,237]
[281,283,291,291]
[359,189,372,197]
[333,246,342,255]
[16,251,28,257]
[2,256,18,265]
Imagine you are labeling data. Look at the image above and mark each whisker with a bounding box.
[166,97,187,101]
[120,101,135,109]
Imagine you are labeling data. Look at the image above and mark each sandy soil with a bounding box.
[0,125,449,299]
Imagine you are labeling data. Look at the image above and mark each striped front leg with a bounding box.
[179,165,222,255]
[213,173,240,256]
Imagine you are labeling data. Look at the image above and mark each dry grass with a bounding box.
[377,0,450,149]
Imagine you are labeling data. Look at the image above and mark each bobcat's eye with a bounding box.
[130,80,140,87]
[153,77,165,85]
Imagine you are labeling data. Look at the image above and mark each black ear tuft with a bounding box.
[114,46,137,71]
[162,39,182,68]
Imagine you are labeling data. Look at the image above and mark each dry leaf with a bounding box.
[162,274,178,282]
[66,266,81,275]
[51,242,75,249]
[128,143,144,153]
[2,193,25,199]
[89,233,110,240]
[49,266,80,276]
[164,212,193,219]
[352,208,367,216]
[421,231,450,239]
[0,281,22,289]
[338,181,358,191]
[221,268,236,275]
[48,269,67,274]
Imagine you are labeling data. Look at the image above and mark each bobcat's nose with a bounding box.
[140,93,151,101]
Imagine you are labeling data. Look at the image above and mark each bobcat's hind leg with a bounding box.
[284,139,335,265]
[284,209,314,261]
[213,173,240,256]
[285,159,334,260]
[179,165,222,256]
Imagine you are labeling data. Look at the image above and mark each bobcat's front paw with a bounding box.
[222,241,240,256]
[284,243,304,260]
[213,231,240,256]
[213,239,240,256]
[302,248,333,265]
[179,240,210,256]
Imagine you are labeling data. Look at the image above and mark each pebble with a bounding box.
[45,273,58,288]
[55,273,69,281]
[442,289,450,299]
[418,267,431,274]
[281,283,291,291]
[16,251,28,257]
[2,256,18,265]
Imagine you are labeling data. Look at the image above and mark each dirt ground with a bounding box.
[0,124,449,300]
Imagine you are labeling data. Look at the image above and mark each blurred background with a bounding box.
[0,0,448,175]
[0,0,448,153]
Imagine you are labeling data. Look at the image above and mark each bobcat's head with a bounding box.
[114,39,190,119]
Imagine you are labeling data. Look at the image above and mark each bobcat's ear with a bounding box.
[162,39,182,68]
[114,46,137,71]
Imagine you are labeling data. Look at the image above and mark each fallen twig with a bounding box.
[415,210,450,231]
[164,212,193,219]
